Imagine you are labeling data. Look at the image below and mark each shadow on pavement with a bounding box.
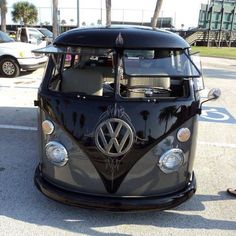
[0,70,34,78]
[203,68,236,80]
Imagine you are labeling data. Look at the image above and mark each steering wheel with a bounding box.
[128,86,171,95]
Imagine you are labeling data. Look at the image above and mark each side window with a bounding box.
[48,54,63,91]
[190,52,204,91]
[28,29,42,44]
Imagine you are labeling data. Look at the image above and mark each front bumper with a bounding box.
[18,56,47,71]
[34,166,196,212]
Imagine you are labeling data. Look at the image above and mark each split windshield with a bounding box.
[123,49,201,77]
[36,45,202,99]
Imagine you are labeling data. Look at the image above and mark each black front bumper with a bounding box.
[34,166,196,212]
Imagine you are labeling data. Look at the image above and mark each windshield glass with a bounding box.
[38,29,53,38]
[37,46,196,99]
[46,47,116,98]
[123,49,201,78]
[0,31,14,42]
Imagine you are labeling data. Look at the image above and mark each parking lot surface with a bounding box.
[0,58,236,236]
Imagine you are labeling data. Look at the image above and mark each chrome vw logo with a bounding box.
[95,118,134,157]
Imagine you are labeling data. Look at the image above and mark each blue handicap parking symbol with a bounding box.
[199,106,236,124]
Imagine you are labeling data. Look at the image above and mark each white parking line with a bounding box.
[198,141,236,149]
[0,85,38,89]
[0,124,37,131]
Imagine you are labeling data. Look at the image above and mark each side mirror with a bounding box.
[198,88,221,115]
[207,88,221,100]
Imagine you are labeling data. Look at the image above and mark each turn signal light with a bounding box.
[177,128,191,142]
[42,120,54,135]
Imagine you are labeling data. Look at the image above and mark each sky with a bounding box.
[5,0,209,29]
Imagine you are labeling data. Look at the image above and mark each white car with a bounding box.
[0,30,48,77]
[16,27,53,46]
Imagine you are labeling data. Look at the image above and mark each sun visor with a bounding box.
[32,44,111,56]
[32,44,64,54]
[32,44,81,54]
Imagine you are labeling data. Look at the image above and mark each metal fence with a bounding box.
[6,7,155,27]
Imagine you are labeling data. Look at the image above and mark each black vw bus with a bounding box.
[33,26,219,211]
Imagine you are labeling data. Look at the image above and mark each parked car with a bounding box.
[0,30,48,77]
[33,26,220,211]
[6,30,17,39]
[16,27,53,46]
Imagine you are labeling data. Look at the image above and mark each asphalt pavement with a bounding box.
[0,58,235,236]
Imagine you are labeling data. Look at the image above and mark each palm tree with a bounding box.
[105,0,111,26]
[52,0,59,38]
[159,106,177,133]
[0,0,7,32]
[151,0,164,28]
[11,1,38,26]
[140,110,150,139]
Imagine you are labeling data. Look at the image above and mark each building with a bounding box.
[197,0,236,46]
[198,0,236,30]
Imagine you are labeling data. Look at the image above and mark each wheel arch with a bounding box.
[0,54,20,64]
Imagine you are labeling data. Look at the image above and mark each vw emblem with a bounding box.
[95,118,134,157]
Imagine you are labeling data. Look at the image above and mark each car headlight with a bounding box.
[45,141,68,166]
[158,148,184,174]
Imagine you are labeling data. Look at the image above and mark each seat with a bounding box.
[128,77,170,97]
[61,68,103,96]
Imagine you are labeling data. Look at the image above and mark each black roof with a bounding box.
[54,25,189,49]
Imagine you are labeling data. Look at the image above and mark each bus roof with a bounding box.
[53,25,189,49]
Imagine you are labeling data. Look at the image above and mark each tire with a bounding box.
[0,57,20,78]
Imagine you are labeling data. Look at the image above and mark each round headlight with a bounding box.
[158,149,184,174]
[45,141,68,166]
[177,128,191,142]
[42,120,54,135]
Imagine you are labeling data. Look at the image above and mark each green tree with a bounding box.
[151,0,164,28]
[159,106,177,133]
[0,0,7,32]
[11,1,38,26]
[140,110,150,139]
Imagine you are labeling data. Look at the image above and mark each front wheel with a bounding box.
[0,57,20,78]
